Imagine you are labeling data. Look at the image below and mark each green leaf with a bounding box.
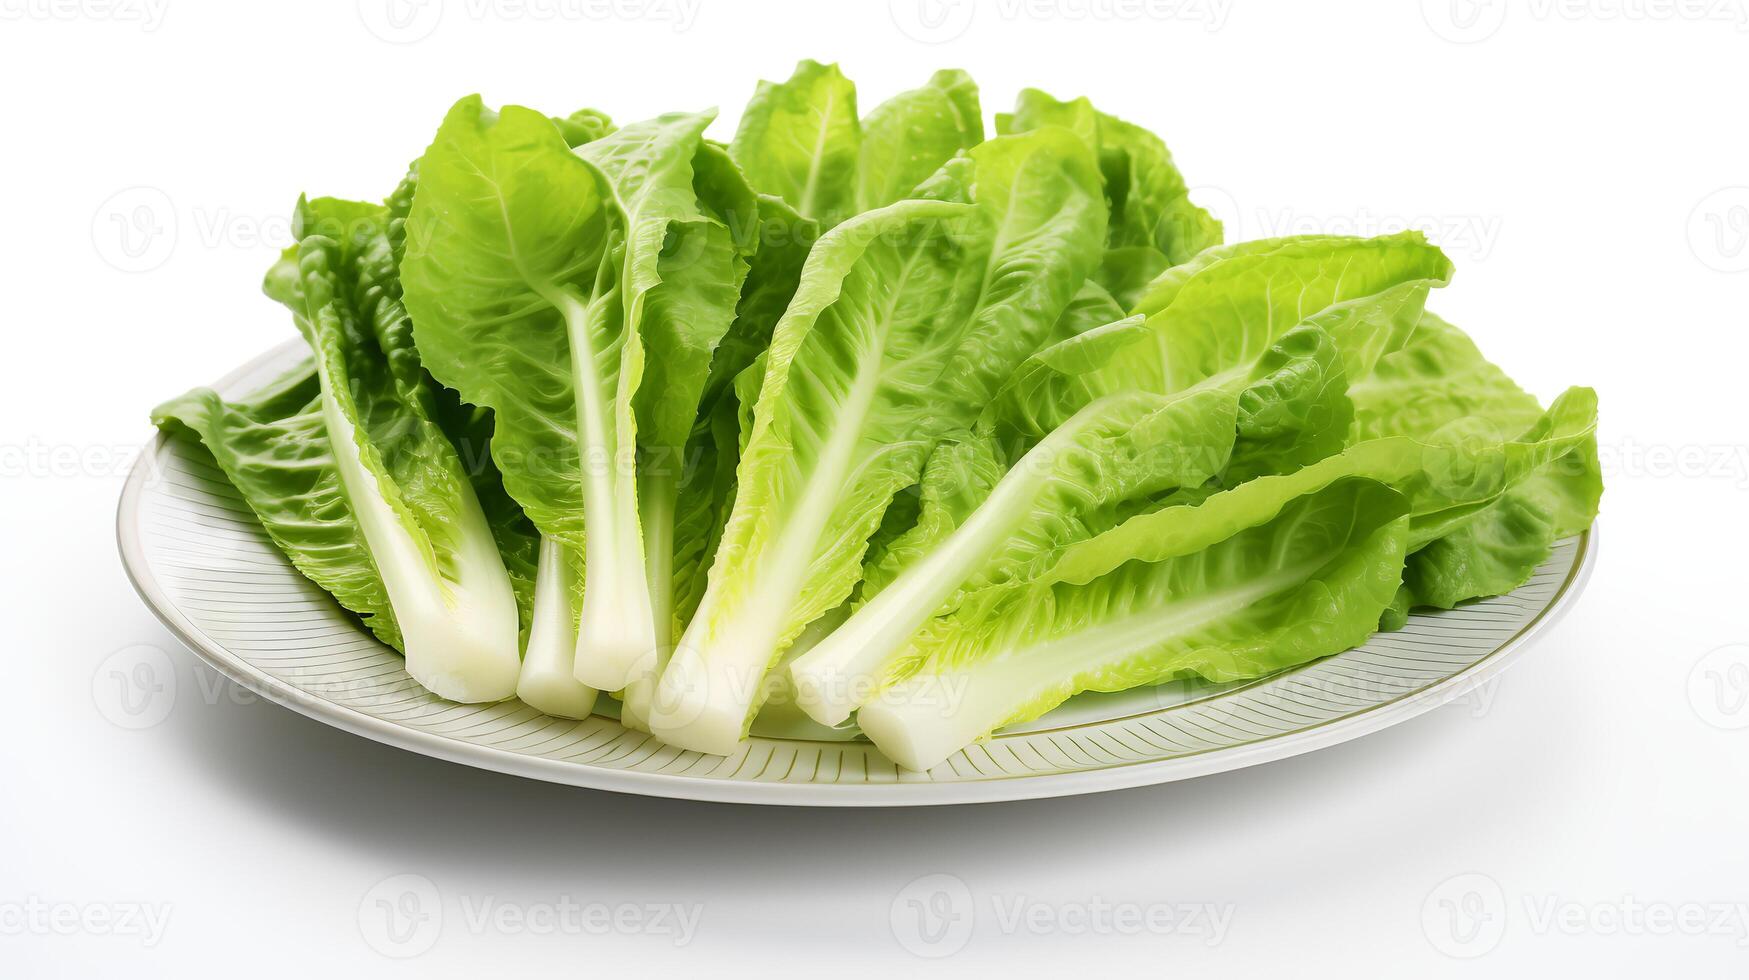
[1094,245,1171,312]
[730,60,861,228]
[701,194,819,410]
[1223,317,1353,483]
[617,177,810,730]
[578,118,755,657]
[552,107,616,147]
[732,61,987,229]
[154,361,404,644]
[855,434,1008,604]
[858,478,1412,771]
[669,392,745,630]
[1000,88,1221,263]
[160,194,527,702]
[989,232,1454,441]
[1044,385,1598,587]
[383,111,613,718]
[1348,314,1603,619]
[1048,278,1128,344]
[856,68,984,212]
[1350,312,1545,440]
[404,97,714,690]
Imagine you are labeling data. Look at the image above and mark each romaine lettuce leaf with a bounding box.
[730,60,861,227]
[159,196,528,702]
[1347,314,1604,626]
[403,99,729,694]
[583,125,757,670]
[153,361,402,639]
[389,112,615,718]
[856,69,984,212]
[616,190,816,730]
[858,478,1414,771]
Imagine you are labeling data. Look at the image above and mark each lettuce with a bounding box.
[149,65,1601,773]
[403,100,749,698]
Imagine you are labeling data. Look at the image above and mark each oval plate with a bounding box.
[119,340,1597,806]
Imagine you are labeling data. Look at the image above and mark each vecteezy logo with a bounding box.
[91,187,176,273]
[358,0,443,43]
[92,644,177,729]
[889,0,976,43]
[1421,872,1506,958]
[1687,187,1749,273]
[1421,0,1507,43]
[889,873,974,958]
[358,874,442,958]
[1688,643,1749,730]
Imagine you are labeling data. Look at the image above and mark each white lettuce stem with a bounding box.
[618,471,677,732]
[515,537,598,719]
[556,289,659,691]
[649,341,888,755]
[317,365,520,703]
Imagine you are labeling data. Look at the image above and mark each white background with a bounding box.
[3,0,1746,974]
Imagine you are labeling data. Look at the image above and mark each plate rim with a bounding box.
[118,339,1599,807]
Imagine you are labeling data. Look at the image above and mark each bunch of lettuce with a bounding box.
[153,61,1600,771]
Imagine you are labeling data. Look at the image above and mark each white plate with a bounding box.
[118,340,1597,806]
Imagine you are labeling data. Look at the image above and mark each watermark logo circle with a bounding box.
[1688,643,1749,730]
[1421,0,1507,43]
[93,644,177,729]
[645,644,712,730]
[1421,872,1506,958]
[1687,187,1749,273]
[890,872,974,958]
[1187,184,1243,242]
[889,0,976,43]
[358,0,443,43]
[358,873,442,958]
[92,187,177,273]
